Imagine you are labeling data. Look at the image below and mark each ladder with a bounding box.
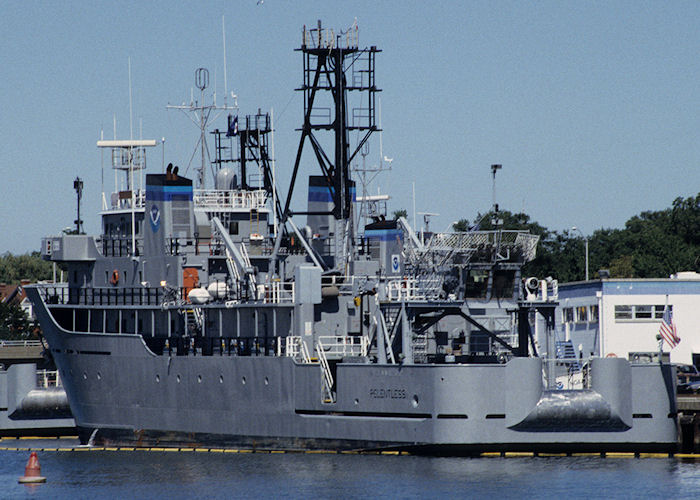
[183,308,203,336]
[555,340,581,373]
[412,331,428,363]
[316,341,335,403]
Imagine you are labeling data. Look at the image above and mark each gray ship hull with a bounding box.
[29,289,678,453]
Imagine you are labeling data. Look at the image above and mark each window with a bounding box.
[493,270,515,299]
[576,306,587,323]
[464,270,489,299]
[614,305,632,320]
[589,305,599,323]
[562,307,574,323]
[635,305,652,319]
[614,304,671,322]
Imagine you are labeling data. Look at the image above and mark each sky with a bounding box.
[1,1,698,254]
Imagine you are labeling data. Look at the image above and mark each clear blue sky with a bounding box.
[2,1,698,254]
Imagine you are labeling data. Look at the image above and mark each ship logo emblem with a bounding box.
[149,204,160,232]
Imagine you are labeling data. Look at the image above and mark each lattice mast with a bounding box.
[283,21,381,264]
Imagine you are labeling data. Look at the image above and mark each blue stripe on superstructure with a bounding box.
[308,186,357,202]
[365,229,403,241]
[308,188,333,203]
[146,185,193,201]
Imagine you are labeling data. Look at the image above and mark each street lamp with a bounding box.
[571,226,589,281]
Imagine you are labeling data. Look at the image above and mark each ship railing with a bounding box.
[36,369,62,388]
[193,189,268,211]
[0,340,44,348]
[39,285,166,306]
[98,236,143,258]
[317,336,368,359]
[262,281,295,304]
[282,336,312,363]
[302,21,358,50]
[209,239,276,258]
[320,275,356,295]
[104,189,146,211]
[545,357,592,390]
[427,230,540,262]
[386,278,442,302]
[38,284,257,307]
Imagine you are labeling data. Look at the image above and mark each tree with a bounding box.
[0,252,55,284]
[449,193,700,282]
[392,209,408,220]
[0,302,33,340]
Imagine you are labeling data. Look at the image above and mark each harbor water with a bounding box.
[2,440,700,499]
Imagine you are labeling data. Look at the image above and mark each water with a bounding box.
[2,441,700,499]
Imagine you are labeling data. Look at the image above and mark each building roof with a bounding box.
[559,277,700,298]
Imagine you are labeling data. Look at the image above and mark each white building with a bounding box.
[552,273,700,367]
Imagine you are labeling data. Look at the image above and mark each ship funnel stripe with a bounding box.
[365,229,403,241]
[308,186,356,202]
[146,185,193,201]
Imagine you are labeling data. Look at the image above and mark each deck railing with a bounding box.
[386,278,442,302]
[317,335,368,358]
[0,340,43,348]
[36,369,62,388]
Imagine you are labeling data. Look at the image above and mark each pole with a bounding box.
[128,57,136,257]
[585,237,589,281]
[491,164,502,211]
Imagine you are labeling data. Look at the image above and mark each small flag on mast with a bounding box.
[659,305,680,348]
[227,115,239,137]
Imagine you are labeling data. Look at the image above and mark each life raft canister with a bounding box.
[110,269,119,285]
[605,352,617,358]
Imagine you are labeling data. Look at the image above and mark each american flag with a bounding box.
[659,306,680,348]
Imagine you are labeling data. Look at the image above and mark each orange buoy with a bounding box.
[110,269,119,285]
[18,452,46,484]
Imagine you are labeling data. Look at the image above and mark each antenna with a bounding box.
[222,15,228,105]
[168,67,237,189]
[128,57,137,257]
[73,177,84,234]
[491,164,502,212]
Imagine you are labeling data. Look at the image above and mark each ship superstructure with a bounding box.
[27,22,678,453]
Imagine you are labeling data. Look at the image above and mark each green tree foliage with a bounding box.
[392,209,408,220]
[0,252,54,284]
[458,193,700,281]
[0,302,33,340]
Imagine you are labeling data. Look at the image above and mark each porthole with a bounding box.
[219,375,224,384]
[155,374,160,383]
[82,372,87,380]
[241,376,247,385]
[197,375,202,383]
[96,372,101,380]
[176,374,181,383]
[354,398,359,405]
[411,395,419,408]
[264,377,269,386]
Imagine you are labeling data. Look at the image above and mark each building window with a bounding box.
[589,304,599,323]
[562,307,574,323]
[614,304,671,322]
[635,305,652,319]
[654,305,667,319]
[576,306,587,323]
